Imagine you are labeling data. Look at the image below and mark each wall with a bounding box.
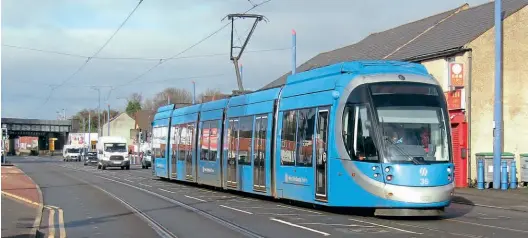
[419,6,528,181]
[467,6,528,180]
[102,113,135,145]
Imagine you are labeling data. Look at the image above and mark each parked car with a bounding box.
[141,150,152,169]
[83,151,98,166]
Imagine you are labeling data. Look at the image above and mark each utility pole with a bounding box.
[88,111,91,151]
[224,13,267,92]
[192,81,196,104]
[292,29,296,75]
[492,0,503,189]
[107,104,111,136]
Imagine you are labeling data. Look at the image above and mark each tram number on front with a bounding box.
[420,178,429,185]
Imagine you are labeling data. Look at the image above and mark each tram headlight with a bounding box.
[386,175,393,181]
[374,173,380,178]
[372,166,378,171]
[384,166,391,173]
[448,175,452,181]
[447,167,452,173]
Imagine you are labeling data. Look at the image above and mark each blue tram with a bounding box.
[151,60,454,216]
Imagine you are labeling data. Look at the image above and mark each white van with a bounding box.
[96,136,130,170]
[63,145,81,162]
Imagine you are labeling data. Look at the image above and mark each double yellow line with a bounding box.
[1,191,66,238]
[45,205,66,238]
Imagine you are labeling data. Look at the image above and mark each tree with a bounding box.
[197,88,226,103]
[73,108,119,133]
[142,88,193,110]
[126,93,142,116]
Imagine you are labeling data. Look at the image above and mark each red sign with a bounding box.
[445,90,462,109]
[450,63,464,87]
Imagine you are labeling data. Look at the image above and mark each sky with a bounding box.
[1,0,490,120]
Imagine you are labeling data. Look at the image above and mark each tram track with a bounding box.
[60,165,265,238]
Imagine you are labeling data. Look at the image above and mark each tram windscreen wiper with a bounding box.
[384,138,428,165]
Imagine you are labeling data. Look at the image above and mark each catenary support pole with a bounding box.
[492,0,503,189]
[292,29,296,75]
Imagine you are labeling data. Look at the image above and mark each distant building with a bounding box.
[101,112,136,145]
[263,0,528,186]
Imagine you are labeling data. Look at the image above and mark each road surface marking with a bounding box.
[57,207,66,238]
[299,222,372,227]
[158,188,175,193]
[184,195,206,202]
[138,183,152,187]
[396,222,478,238]
[447,219,528,233]
[219,205,253,214]
[271,218,330,236]
[1,191,41,207]
[276,204,323,214]
[65,168,263,237]
[124,179,133,182]
[48,208,55,238]
[348,218,422,235]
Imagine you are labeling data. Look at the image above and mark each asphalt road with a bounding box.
[10,156,528,238]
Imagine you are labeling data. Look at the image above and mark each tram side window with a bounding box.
[238,116,253,165]
[343,105,378,161]
[159,126,168,158]
[153,127,161,158]
[171,125,180,160]
[208,120,219,161]
[296,108,315,167]
[254,115,268,166]
[226,119,239,164]
[281,110,296,166]
[200,121,210,161]
[188,124,196,162]
[178,124,187,161]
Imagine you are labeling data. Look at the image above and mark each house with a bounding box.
[262,0,528,187]
[101,112,136,145]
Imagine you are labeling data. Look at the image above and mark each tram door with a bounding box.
[315,108,329,200]
[253,116,267,191]
[226,119,239,188]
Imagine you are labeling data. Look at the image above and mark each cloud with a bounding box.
[1,0,489,119]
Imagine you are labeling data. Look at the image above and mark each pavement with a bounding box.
[6,155,528,238]
[1,165,42,238]
[453,187,528,212]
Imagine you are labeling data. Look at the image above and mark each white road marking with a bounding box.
[271,218,330,236]
[124,179,133,182]
[349,218,423,235]
[299,222,373,227]
[276,204,323,215]
[219,205,253,215]
[447,219,528,234]
[184,195,206,202]
[138,183,152,187]
[158,188,175,194]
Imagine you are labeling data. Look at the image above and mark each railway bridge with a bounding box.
[1,118,73,155]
